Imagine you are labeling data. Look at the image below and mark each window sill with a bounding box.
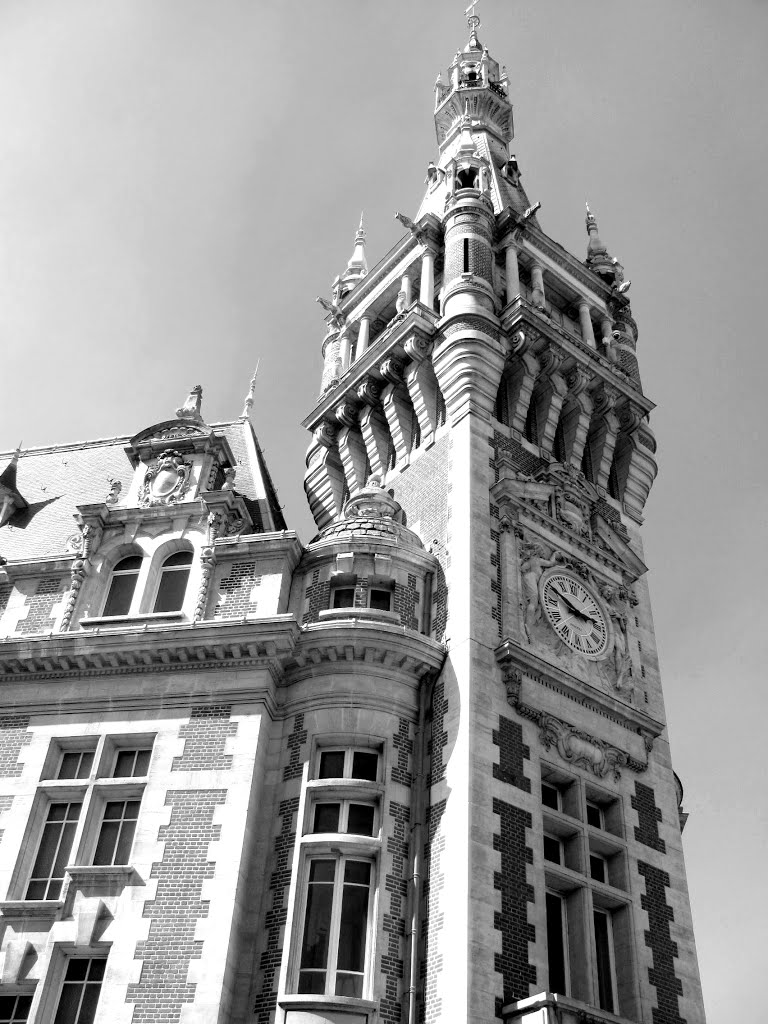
[278,994,377,1024]
[298,835,380,856]
[318,608,401,625]
[65,864,136,884]
[0,899,63,919]
[80,611,185,629]
[501,991,633,1023]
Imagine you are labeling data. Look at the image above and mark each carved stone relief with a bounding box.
[139,450,191,508]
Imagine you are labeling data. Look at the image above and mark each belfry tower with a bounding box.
[302,12,707,1024]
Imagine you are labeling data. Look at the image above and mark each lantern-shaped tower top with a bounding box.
[433,6,513,151]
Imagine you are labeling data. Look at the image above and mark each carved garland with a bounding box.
[60,521,103,631]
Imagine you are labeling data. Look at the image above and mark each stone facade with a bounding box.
[0,12,705,1024]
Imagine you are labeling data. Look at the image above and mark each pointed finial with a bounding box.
[241,361,260,420]
[464,0,482,50]
[176,384,204,424]
[343,212,368,283]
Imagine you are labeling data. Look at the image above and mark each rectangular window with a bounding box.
[312,801,375,837]
[589,854,607,884]
[463,237,470,273]
[593,910,617,1013]
[58,751,93,781]
[586,801,604,829]
[541,782,560,810]
[92,799,140,866]
[298,857,372,998]
[368,588,392,612]
[26,801,81,900]
[53,958,106,1024]
[543,834,562,865]
[332,587,355,609]
[545,891,568,996]
[0,995,32,1023]
[318,749,379,782]
[112,748,151,778]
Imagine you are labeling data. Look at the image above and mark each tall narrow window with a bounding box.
[545,891,568,996]
[53,958,106,1024]
[26,801,81,900]
[92,799,140,866]
[102,555,142,617]
[298,856,372,998]
[594,910,617,1013]
[463,237,470,273]
[153,551,193,613]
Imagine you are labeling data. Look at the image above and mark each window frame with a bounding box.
[100,554,143,618]
[592,907,619,1014]
[49,954,108,1024]
[150,550,194,614]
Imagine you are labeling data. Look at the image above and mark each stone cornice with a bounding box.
[282,620,446,686]
[213,530,304,568]
[301,533,436,570]
[2,553,75,582]
[0,615,301,685]
[495,638,663,743]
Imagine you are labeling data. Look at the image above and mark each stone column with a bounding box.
[420,247,436,308]
[355,316,371,360]
[578,300,596,348]
[504,241,520,303]
[531,262,545,307]
[600,316,614,350]
[397,274,413,313]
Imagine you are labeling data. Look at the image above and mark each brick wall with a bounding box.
[394,574,420,631]
[426,681,448,788]
[283,713,308,782]
[638,861,686,1024]
[214,561,261,619]
[172,705,237,772]
[126,789,226,1024]
[391,434,451,642]
[421,799,446,1024]
[0,715,31,777]
[632,781,666,853]
[381,800,410,1024]
[492,714,536,1015]
[17,576,65,634]
[303,567,329,626]
[391,718,413,788]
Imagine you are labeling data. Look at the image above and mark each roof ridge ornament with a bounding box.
[176,384,204,424]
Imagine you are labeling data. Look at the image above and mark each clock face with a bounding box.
[541,572,609,657]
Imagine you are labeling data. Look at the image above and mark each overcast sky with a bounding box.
[0,2,765,1019]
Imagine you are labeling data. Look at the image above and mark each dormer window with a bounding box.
[103,556,142,617]
[153,551,193,613]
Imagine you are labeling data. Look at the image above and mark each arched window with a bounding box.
[103,555,142,617]
[153,551,193,613]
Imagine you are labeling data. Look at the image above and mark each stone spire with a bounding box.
[240,362,260,420]
[341,213,368,290]
[585,202,629,290]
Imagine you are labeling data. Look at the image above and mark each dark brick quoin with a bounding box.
[421,799,446,1024]
[391,717,413,788]
[17,576,65,634]
[283,713,308,781]
[426,680,448,788]
[253,797,300,1024]
[394,574,420,632]
[126,789,226,1024]
[493,716,531,793]
[493,799,537,1018]
[303,567,330,625]
[381,800,411,1024]
[638,861,687,1024]
[0,715,31,778]
[632,781,667,853]
[172,704,237,771]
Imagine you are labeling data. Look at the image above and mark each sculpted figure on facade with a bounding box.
[520,541,560,642]
[602,584,633,698]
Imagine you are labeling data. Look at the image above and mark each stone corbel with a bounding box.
[335,400,360,429]
[559,367,595,471]
[60,510,106,631]
[0,941,34,986]
[613,400,658,518]
[313,421,338,450]
[530,347,567,454]
[585,383,621,492]
[337,424,369,494]
[356,378,381,408]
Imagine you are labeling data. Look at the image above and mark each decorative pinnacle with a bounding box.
[240,360,260,420]
[464,0,482,48]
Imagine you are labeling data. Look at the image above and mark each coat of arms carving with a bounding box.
[139,449,191,507]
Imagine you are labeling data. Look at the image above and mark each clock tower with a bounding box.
[302,10,707,1024]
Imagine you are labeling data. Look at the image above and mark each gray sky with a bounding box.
[0,1,766,1018]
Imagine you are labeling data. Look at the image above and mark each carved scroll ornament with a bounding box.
[539,712,628,781]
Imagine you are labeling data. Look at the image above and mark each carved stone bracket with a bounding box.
[61,513,105,631]
[335,401,359,429]
[314,421,338,450]
[356,378,381,407]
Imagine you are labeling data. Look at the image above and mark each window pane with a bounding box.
[335,973,364,998]
[53,982,83,1024]
[351,751,378,781]
[332,588,354,609]
[545,892,567,995]
[54,959,105,1024]
[27,803,81,899]
[336,861,371,973]
[114,817,137,865]
[369,589,391,611]
[313,803,340,833]
[543,835,561,864]
[93,821,119,866]
[153,566,191,613]
[586,802,603,828]
[113,750,135,778]
[58,751,92,780]
[114,556,142,572]
[300,860,335,972]
[297,971,326,995]
[134,749,151,776]
[0,995,31,1023]
[164,551,193,567]
[318,751,345,779]
[103,571,139,617]
[541,783,560,810]
[347,804,375,836]
[594,911,615,1013]
[590,854,606,883]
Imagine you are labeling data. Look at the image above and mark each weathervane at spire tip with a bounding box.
[464,0,481,27]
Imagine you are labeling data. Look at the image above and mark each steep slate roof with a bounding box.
[0,419,286,563]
